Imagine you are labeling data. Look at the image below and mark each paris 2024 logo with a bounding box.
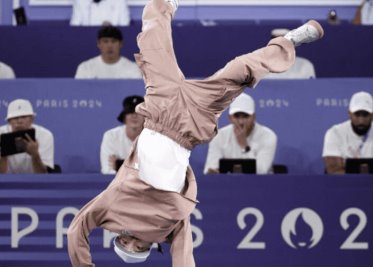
[281,208,324,249]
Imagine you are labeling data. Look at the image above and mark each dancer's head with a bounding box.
[113,233,153,263]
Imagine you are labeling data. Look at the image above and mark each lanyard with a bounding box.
[358,127,371,155]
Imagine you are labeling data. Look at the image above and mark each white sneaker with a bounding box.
[284,20,324,47]
[166,0,179,11]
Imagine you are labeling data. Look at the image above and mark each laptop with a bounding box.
[345,158,373,174]
[0,128,35,157]
[219,158,256,174]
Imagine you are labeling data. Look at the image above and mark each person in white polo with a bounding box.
[0,61,15,79]
[323,91,373,174]
[74,25,142,79]
[0,99,54,174]
[204,93,277,174]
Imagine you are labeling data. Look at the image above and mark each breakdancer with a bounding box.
[67,0,324,266]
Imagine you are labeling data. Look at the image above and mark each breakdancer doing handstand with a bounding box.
[67,0,324,266]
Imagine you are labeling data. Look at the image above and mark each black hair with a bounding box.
[117,95,145,123]
[97,26,123,41]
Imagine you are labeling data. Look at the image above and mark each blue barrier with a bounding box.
[0,78,372,174]
[0,24,372,78]
[0,173,372,267]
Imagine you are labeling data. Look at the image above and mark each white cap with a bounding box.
[6,99,36,121]
[271,28,290,38]
[229,93,255,115]
[113,236,152,264]
[349,91,373,113]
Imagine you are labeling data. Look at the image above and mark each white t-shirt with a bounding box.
[322,120,373,159]
[100,125,133,174]
[264,57,315,79]
[0,62,15,79]
[137,128,191,193]
[0,124,54,173]
[75,56,142,79]
[70,0,131,26]
[361,0,373,25]
[204,123,277,174]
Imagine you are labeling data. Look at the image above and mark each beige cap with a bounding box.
[113,237,152,263]
[6,99,36,120]
[349,91,373,113]
[229,93,255,115]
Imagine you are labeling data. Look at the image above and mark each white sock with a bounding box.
[166,0,178,10]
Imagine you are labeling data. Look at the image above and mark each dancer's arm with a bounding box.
[67,194,109,267]
[170,217,195,267]
[67,214,96,266]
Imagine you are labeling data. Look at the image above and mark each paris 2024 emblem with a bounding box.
[281,208,324,249]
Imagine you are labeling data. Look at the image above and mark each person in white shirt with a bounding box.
[353,0,373,25]
[323,91,373,174]
[204,93,277,175]
[75,25,142,79]
[265,28,316,79]
[70,0,131,26]
[0,99,54,174]
[0,61,16,79]
[100,95,144,174]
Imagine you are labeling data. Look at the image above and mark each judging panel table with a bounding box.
[1,78,372,174]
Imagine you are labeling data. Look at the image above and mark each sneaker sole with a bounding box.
[307,20,324,39]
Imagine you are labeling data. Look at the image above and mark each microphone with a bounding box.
[242,146,250,153]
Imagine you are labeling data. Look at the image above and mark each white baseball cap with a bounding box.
[113,236,152,263]
[6,99,36,121]
[229,93,255,115]
[349,91,373,113]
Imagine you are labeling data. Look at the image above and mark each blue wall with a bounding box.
[1,23,372,78]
